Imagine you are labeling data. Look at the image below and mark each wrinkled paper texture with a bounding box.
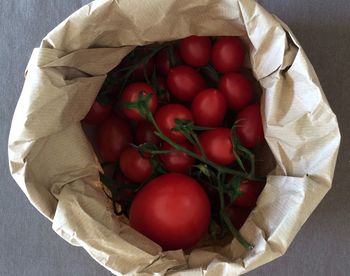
[8,0,340,275]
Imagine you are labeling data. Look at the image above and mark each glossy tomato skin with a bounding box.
[160,142,195,173]
[179,36,211,67]
[96,116,133,162]
[83,101,112,125]
[197,128,235,165]
[167,65,205,101]
[234,180,265,207]
[219,73,253,110]
[155,104,193,143]
[135,121,160,145]
[191,88,227,127]
[129,173,211,250]
[236,104,264,148]
[211,36,245,73]
[227,205,252,229]
[120,147,153,183]
[121,82,158,122]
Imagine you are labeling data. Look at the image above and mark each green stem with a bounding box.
[223,213,254,250]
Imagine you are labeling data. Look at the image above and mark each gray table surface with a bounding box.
[1,0,349,275]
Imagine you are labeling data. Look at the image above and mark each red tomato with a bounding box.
[121,82,158,122]
[219,73,253,110]
[155,104,193,143]
[120,147,153,183]
[191,88,227,127]
[236,104,264,148]
[135,121,160,145]
[167,65,205,101]
[227,205,252,229]
[179,36,211,67]
[155,47,182,76]
[160,142,195,173]
[211,36,245,73]
[133,57,155,81]
[197,128,235,165]
[96,116,133,162]
[83,101,112,125]
[234,180,265,207]
[129,173,210,250]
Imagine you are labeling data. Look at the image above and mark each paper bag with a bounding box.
[8,0,341,274]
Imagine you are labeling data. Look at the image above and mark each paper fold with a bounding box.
[8,0,340,275]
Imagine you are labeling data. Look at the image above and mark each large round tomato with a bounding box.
[191,88,227,127]
[135,121,160,146]
[197,128,235,165]
[160,142,195,173]
[121,82,158,122]
[120,147,153,183]
[236,104,264,148]
[155,104,193,143]
[129,173,210,250]
[219,73,253,110]
[167,65,205,101]
[83,100,112,125]
[96,116,133,162]
[211,36,245,73]
[234,180,265,207]
[179,36,211,67]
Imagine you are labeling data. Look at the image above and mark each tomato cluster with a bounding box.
[82,36,266,251]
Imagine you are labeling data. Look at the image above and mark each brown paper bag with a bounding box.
[8,0,340,274]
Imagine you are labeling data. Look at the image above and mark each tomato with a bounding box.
[211,36,245,73]
[133,57,155,81]
[120,147,153,183]
[196,128,235,165]
[129,173,210,250]
[160,142,195,173]
[155,104,193,143]
[83,100,112,125]
[135,121,160,145]
[167,65,205,101]
[96,116,133,162]
[219,73,253,110]
[121,82,158,122]
[236,104,264,148]
[191,88,227,127]
[234,180,265,207]
[155,47,182,76]
[227,205,252,229]
[179,36,211,67]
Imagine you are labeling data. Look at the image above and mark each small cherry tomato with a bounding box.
[167,65,205,101]
[236,104,264,148]
[234,180,265,207]
[197,128,235,165]
[96,116,133,162]
[227,205,252,229]
[121,82,158,122]
[219,73,253,110]
[191,88,227,127]
[155,104,193,143]
[179,36,211,67]
[120,147,153,183]
[160,141,195,173]
[155,47,182,76]
[135,121,160,145]
[83,100,112,125]
[211,36,245,73]
[129,173,211,250]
